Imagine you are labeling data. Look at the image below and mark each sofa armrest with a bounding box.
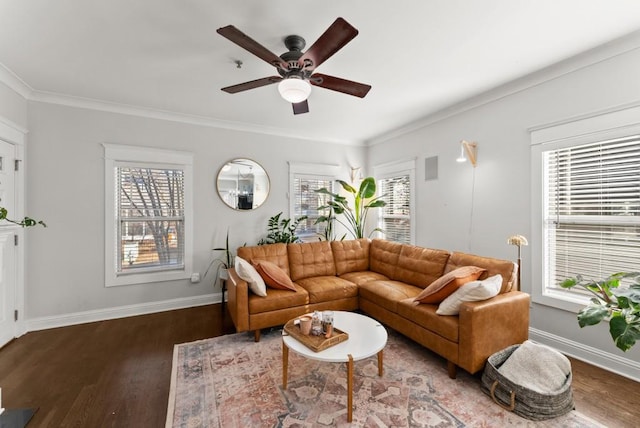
[227,267,250,333]
[458,291,530,374]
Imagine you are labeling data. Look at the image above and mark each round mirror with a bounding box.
[216,158,270,210]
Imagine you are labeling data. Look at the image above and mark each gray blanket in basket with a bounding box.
[498,340,571,394]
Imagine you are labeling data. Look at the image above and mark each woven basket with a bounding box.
[481,344,575,421]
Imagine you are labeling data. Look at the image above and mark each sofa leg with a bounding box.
[254,330,261,342]
[447,361,457,379]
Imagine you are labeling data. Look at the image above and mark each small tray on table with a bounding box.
[283,318,349,352]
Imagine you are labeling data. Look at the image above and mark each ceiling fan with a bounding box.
[217,17,371,115]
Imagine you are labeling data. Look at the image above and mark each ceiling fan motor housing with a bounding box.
[278,35,311,78]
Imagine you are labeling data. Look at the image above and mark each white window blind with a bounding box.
[117,165,185,274]
[379,173,411,244]
[292,175,333,237]
[543,135,640,292]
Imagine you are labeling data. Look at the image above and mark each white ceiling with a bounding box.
[2,1,640,144]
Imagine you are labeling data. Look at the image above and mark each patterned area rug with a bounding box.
[166,328,604,427]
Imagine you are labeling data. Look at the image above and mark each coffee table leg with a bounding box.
[347,353,353,423]
[282,340,288,388]
[377,350,384,376]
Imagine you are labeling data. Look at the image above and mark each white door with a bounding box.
[0,139,17,348]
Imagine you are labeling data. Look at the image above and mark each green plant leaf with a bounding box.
[560,278,578,288]
[366,199,387,208]
[577,304,609,327]
[609,315,640,352]
[613,286,640,305]
[336,180,357,194]
[358,177,377,199]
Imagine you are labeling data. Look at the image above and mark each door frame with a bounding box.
[0,116,27,341]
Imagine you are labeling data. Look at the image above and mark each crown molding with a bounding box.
[366,29,640,146]
[0,63,33,99]
[28,90,364,146]
[0,63,363,147]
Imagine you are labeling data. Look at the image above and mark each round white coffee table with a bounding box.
[282,311,388,423]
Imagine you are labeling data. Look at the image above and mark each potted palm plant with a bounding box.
[315,177,386,240]
[560,272,640,352]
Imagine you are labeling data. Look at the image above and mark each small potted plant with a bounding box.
[258,212,307,245]
[560,272,640,352]
[204,229,233,283]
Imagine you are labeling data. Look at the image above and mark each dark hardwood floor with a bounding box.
[0,304,637,427]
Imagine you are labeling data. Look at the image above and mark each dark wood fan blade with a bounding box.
[298,18,358,70]
[221,76,282,94]
[217,25,288,70]
[310,73,371,98]
[292,100,309,115]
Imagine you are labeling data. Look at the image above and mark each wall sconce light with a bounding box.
[507,234,528,291]
[350,166,363,183]
[456,140,478,167]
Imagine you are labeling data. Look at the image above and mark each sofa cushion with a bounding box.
[436,274,502,315]
[370,239,403,278]
[339,270,389,286]
[253,260,296,291]
[288,241,336,281]
[397,298,459,342]
[237,243,290,275]
[445,252,517,294]
[295,276,358,304]
[393,244,451,287]
[359,280,423,313]
[331,238,370,275]
[248,284,309,314]
[414,266,485,304]
[235,256,267,297]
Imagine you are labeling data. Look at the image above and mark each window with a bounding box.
[543,136,640,293]
[104,144,193,287]
[292,175,334,238]
[531,105,640,309]
[375,159,416,244]
[289,162,339,242]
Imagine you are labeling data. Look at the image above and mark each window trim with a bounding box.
[288,162,339,241]
[374,158,416,244]
[103,143,194,287]
[530,104,640,311]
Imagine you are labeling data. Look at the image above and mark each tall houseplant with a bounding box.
[315,177,386,240]
[560,272,640,352]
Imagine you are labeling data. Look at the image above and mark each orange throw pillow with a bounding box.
[414,266,485,304]
[253,260,296,291]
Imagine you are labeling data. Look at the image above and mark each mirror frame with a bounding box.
[216,158,270,211]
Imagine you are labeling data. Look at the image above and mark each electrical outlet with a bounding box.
[190,273,200,283]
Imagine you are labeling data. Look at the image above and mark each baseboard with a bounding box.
[529,327,640,382]
[25,293,220,333]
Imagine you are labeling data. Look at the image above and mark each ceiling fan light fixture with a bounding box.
[278,77,311,103]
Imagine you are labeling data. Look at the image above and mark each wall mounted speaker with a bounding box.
[425,156,438,181]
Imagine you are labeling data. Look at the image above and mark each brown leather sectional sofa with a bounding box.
[227,238,530,378]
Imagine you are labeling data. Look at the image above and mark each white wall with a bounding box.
[0,81,27,129]
[25,101,364,321]
[367,44,640,378]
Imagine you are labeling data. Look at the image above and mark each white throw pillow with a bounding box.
[436,274,502,315]
[234,256,267,297]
